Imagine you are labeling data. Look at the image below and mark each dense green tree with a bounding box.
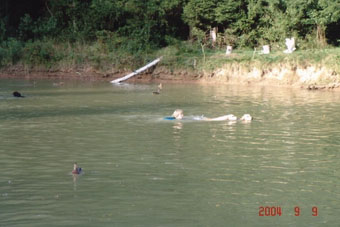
[0,0,47,39]
[115,0,188,52]
[308,0,340,46]
[0,0,339,49]
[183,0,218,31]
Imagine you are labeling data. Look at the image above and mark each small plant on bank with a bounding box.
[23,40,62,68]
[0,38,23,66]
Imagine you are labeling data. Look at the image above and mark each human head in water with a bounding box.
[172,109,184,120]
[72,162,81,174]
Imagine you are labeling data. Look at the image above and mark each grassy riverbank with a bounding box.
[1,39,340,86]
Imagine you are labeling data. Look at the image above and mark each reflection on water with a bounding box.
[1,79,340,226]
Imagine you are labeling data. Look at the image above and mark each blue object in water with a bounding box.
[164,116,176,120]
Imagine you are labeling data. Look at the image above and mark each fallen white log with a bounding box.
[110,57,162,83]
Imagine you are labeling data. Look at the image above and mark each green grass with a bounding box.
[0,39,340,80]
[196,47,340,75]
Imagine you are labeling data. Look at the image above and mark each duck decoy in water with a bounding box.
[13,91,25,98]
[152,83,162,95]
[72,162,82,174]
[152,89,161,95]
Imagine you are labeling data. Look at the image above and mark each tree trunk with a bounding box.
[316,24,327,47]
[210,27,217,47]
[201,43,206,63]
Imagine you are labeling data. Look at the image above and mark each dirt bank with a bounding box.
[1,63,340,91]
[0,65,201,83]
[200,63,340,90]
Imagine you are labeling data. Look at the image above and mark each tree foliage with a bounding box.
[0,0,339,50]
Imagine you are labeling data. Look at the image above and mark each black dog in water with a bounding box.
[13,91,25,98]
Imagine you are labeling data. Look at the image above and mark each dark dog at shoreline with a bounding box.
[13,91,25,98]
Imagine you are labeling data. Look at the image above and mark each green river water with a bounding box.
[1,79,340,226]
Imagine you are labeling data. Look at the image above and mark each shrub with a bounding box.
[23,40,61,67]
[0,46,7,67]
[6,38,23,64]
[0,38,23,67]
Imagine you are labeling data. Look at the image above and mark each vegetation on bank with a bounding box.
[0,0,340,80]
[1,38,340,78]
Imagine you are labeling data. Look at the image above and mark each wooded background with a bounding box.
[0,0,339,52]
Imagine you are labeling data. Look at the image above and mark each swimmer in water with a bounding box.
[165,109,252,122]
[240,114,253,122]
[205,113,252,122]
[72,162,82,174]
[172,109,184,120]
[164,109,184,120]
[203,114,238,121]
